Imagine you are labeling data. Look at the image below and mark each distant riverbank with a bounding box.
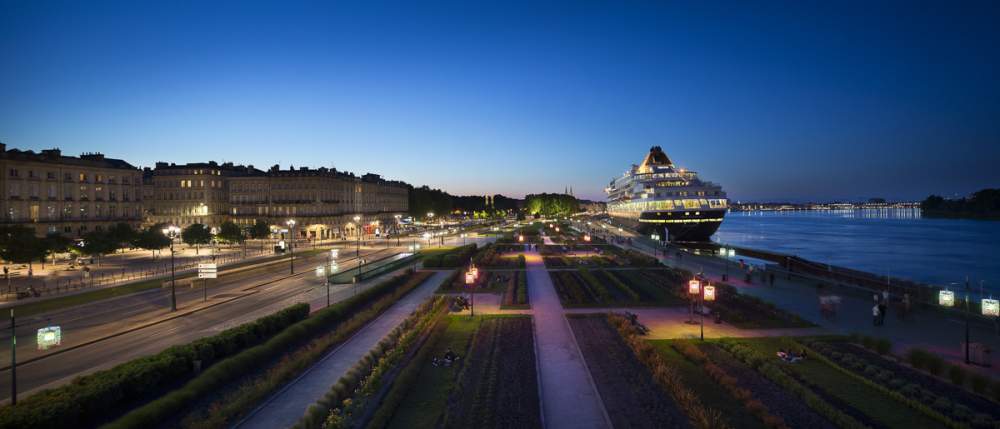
[713,208,1000,294]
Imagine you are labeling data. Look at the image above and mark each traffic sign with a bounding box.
[198,263,218,279]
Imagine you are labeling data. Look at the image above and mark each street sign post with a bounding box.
[198,263,218,279]
[198,264,217,302]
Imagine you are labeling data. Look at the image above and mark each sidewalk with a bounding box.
[237,270,450,429]
[612,229,1000,380]
[525,251,610,429]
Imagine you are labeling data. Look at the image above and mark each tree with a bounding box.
[108,222,138,252]
[133,225,172,259]
[0,225,47,271]
[42,234,74,267]
[182,223,212,255]
[216,221,245,244]
[79,231,118,266]
[249,219,270,239]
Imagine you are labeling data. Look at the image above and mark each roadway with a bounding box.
[0,232,496,402]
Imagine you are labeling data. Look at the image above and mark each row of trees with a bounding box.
[408,185,523,220]
[921,189,1000,218]
[524,193,580,217]
[0,219,276,271]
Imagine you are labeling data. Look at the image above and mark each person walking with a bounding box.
[902,293,911,319]
[879,290,888,325]
[872,304,881,326]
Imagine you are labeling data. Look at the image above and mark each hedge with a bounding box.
[422,244,477,268]
[0,303,310,429]
[103,270,427,429]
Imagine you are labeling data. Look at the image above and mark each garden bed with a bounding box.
[550,269,685,307]
[725,337,944,429]
[364,315,541,429]
[803,337,999,428]
[471,243,525,268]
[442,316,541,428]
[499,271,529,309]
[568,314,691,428]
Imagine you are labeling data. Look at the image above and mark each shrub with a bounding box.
[875,338,892,355]
[876,370,893,383]
[105,271,429,429]
[888,378,906,390]
[968,373,989,395]
[863,364,879,377]
[924,353,945,376]
[931,397,952,413]
[907,348,930,370]
[994,380,1000,403]
[0,303,309,429]
[970,413,993,429]
[947,365,967,387]
[952,404,972,422]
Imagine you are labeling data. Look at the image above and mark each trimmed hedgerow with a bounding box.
[104,270,430,429]
[0,303,309,429]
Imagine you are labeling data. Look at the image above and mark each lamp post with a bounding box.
[354,215,362,276]
[964,277,971,365]
[687,278,701,325]
[702,285,716,340]
[394,214,402,246]
[465,268,476,318]
[162,225,181,312]
[286,219,296,274]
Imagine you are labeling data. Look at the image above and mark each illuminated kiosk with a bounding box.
[605,146,728,242]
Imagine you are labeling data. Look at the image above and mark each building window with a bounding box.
[9,168,18,177]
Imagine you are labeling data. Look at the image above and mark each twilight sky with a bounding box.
[2,1,998,202]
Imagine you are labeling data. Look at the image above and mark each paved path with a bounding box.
[596,221,1000,379]
[237,270,450,429]
[525,251,610,429]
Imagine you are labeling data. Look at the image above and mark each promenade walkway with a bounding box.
[237,270,450,429]
[609,228,1000,379]
[525,251,610,429]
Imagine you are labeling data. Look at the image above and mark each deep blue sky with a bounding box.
[2,1,998,202]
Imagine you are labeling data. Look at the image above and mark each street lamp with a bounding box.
[702,285,716,340]
[465,268,476,317]
[161,225,181,311]
[394,214,402,246]
[354,215,362,276]
[286,219,296,274]
[687,278,701,325]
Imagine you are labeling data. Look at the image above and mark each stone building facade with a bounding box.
[149,162,408,239]
[0,144,143,237]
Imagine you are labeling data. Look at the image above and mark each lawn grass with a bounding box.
[12,249,327,318]
[383,315,480,429]
[735,337,942,429]
[649,340,767,429]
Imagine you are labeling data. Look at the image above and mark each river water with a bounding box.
[713,209,1000,294]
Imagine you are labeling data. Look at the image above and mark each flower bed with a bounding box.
[672,342,790,429]
[719,337,936,429]
[421,244,478,268]
[442,317,541,428]
[107,270,432,429]
[804,338,999,428]
[602,314,727,429]
[436,269,509,294]
[296,296,447,428]
[500,271,529,309]
[472,243,525,268]
[569,314,700,428]
[694,343,834,429]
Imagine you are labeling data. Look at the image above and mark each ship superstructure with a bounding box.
[605,146,727,241]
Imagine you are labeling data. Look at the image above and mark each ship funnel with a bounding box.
[639,146,673,170]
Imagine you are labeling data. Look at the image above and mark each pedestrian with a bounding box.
[902,293,911,318]
[872,304,880,326]
[879,292,888,324]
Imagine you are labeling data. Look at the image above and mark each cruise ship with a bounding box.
[605,146,728,241]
